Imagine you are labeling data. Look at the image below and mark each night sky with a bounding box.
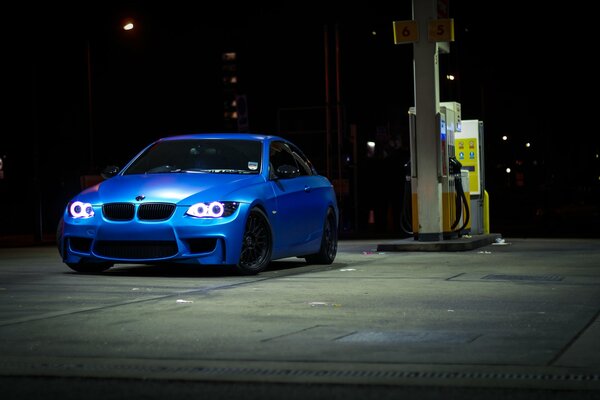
[1,1,598,237]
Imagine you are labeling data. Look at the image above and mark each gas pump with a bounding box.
[404,102,470,239]
[456,119,486,234]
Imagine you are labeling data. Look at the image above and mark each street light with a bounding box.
[123,21,134,31]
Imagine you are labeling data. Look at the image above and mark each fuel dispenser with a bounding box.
[403,102,470,239]
[455,119,486,234]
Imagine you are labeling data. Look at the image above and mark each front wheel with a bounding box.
[236,208,272,275]
[305,208,337,264]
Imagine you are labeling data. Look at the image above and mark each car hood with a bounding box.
[82,173,264,204]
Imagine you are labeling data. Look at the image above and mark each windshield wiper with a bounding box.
[145,166,253,174]
[146,165,181,174]
[194,169,251,174]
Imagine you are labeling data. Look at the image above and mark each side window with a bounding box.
[269,141,298,178]
[288,144,313,176]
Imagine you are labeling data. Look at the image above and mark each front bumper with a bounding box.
[59,203,250,266]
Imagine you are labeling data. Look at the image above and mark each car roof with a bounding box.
[158,133,285,142]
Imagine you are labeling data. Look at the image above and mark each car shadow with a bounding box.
[65,259,338,278]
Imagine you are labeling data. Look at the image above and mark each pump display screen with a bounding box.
[440,115,447,140]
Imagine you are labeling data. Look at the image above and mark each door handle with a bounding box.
[304,186,311,193]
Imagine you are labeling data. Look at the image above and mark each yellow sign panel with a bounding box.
[393,20,419,44]
[455,138,480,195]
[428,18,454,42]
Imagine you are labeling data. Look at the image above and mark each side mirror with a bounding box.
[275,164,300,179]
[101,165,120,179]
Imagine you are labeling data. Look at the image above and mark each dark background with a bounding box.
[1,1,598,239]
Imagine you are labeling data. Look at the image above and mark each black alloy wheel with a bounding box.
[237,208,272,275]
[305,208,337,264]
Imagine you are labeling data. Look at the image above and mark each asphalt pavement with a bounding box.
[0,235,599,399]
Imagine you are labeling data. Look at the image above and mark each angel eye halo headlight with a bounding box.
[186,201,239,218]
[68,201,94,219]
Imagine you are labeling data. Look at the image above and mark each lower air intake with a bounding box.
[94,240,178,259]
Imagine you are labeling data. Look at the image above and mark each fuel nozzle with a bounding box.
[449,156,462,175]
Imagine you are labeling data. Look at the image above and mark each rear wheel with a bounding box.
[305,208,337,264]
[236,208,272,275]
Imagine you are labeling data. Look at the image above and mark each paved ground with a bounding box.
[0,237,599,399]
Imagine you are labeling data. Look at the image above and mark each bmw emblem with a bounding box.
[135,195,145,201]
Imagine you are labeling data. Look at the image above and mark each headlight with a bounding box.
[68,201,95,219]
[186,201,239,218]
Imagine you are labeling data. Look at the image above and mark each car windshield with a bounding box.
[122,139,262,175]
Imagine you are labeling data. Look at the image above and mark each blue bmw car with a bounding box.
[57,133,338,275]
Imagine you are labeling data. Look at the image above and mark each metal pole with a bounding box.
[32,57,43,242]
[335,24,343,188]
[86,40,94,173]
[324,25,332,179]
[412,0,443,241]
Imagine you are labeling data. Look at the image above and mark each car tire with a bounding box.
[66,262,113,273]
[236,207,272,275]
[305,208,337,265]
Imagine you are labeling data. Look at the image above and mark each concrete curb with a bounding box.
[376,233,503,252]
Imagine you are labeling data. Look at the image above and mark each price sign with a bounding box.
[393,20,419,44]
[428,19,454,42]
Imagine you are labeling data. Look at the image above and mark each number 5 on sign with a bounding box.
[428,19,454,42]
[393,20,419,44]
